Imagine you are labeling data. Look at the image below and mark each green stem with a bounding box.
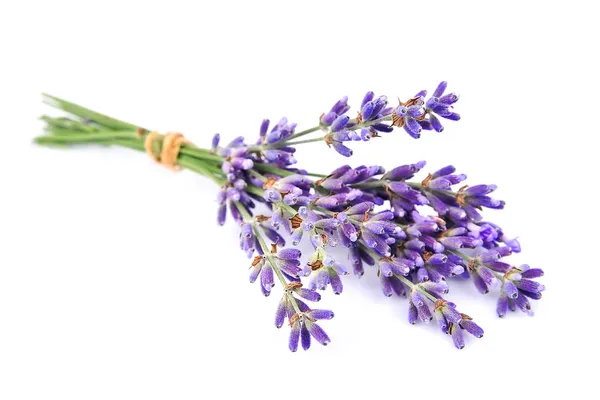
[248,169,267,182]
[407,182,457,199]
[42,93,138,131]
[270,136,325,148]
[246,184,265,198]
[286,125,321,140]
[179,146,224,163]
[253,163,326,178]
[178,157,226,185]
[34,130,138,144]
[349,180,386,190]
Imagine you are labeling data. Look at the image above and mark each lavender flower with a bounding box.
[38,81,542,352]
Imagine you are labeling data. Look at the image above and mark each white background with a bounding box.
[0,1,598,398]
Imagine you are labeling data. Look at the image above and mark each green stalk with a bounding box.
[268,136,325,148]
[42,94,138,131]
[34,130,139,144]
[349,180,386,190]
[254,163,326,178]
[286,125,321,140]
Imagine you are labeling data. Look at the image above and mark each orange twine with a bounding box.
[141,129,188,170]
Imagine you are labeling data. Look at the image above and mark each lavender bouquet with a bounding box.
[35,82,544,351]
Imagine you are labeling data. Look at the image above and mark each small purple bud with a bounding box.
[361,91,374,108]
[332,143,353,157]
[307,322,330,346]
[432,81,447,98]
[407,105,425,118]
[504,281,519,299]
[331,115,350,132]
[211,133,220,149]
[309,309,334,320]
[521,268,544,279]
[361,101,375,120]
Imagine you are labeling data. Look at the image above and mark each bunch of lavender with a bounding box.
[36,81,544,351]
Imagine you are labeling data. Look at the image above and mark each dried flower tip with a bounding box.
[255,215,270,222]
[456,185,468,206]
[285,281,303,290]
[308,260,323,271]
[289,313,300,326]
[421,173,433,187]
[434,299,447,312]
[289,213,303,229]
[262,177,277,189]
[251,255,263,267]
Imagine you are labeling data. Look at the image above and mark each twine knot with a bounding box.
[139,128,189,170]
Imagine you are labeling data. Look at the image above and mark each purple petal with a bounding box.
[307,322,331,346]
[451,325,465,349]
[301,322,311,350]
[275,297,287,328]
[381,275,393,297]
[278,248,301,260]
[408,302,418,324]
[521,268,544,279]
[289,321,300,352]
[329,269,343,294]
[504,281,519,299]
[432,81,447,98]
[296,288,321,302]
[309,309,334,320]
[332,143,353,157]
[261,265,274,293]
[461,320,484,338]
[497,294,509,318]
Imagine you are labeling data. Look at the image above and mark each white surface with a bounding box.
[0,1,597,399]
